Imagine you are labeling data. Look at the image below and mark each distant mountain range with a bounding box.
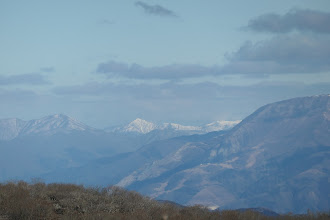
[111,118,241,134]
[0,114,238,184]
[0,115,240,141]
[0,114,96,141]
[41,94,329,214]
[0,95,329,214]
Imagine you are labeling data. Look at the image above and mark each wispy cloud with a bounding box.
[96,61,217,79]
[0,73,51,85]
[135,1,178,17]
[246,9,330,34]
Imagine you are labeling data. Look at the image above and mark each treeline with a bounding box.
[0,181,328,220]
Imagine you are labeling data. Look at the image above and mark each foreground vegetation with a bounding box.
[0,181,328,220]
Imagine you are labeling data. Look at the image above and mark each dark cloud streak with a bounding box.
[135,1,178,17]
[247,9,330,34]
[224,34,330,74]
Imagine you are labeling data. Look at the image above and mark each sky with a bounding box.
[1,0,330,128]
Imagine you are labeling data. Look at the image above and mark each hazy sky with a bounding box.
[1,0,330,128]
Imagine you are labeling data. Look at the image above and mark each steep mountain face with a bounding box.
[114,95,330,213]
[220,95,330,155]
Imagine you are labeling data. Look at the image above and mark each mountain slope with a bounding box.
[113,118,157,134]
[0,114,237,182]
[20,114,95,135]
[115,95,330,213]
[0,114,144,182]
[0,118,27,140]
[0,114,97,140]
[1,95,329,213]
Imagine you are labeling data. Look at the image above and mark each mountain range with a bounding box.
[41,95,329,214]
[0,114,96,141]
[119,95,329,213]
[0,115,240,141]
[0,115,238,183]
[112,118,241,134]
[0,95,329,213]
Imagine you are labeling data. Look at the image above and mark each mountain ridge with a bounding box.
[0,114,98,140]
[0,115,240,140]
[112,118,241,135]
[112,94,330,213]
[0,95,329,213]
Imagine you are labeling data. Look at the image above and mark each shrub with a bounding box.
[0,181,328,220]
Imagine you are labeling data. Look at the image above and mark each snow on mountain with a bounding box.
[19,114,96,136]
[0,118,27,140]
[20,114,95,135]
[202,120,242,133]
[0,114,96,140]
[111,94,330,213]
[113,119,241,135]
[114,118,157,134]
[160,123,200,131]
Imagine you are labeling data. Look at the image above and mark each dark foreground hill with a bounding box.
[0,181,328,220]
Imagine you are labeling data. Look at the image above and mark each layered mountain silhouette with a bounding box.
[0,114,237,182]
[116,95,330,213]
[43,95,329,213]
[0,95,329,213]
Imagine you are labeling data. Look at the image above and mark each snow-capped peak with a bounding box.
[19,114,94,136]
[0,114,96,140]
[118,118,157,134]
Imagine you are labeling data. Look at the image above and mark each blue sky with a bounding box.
[1,0,330,128]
